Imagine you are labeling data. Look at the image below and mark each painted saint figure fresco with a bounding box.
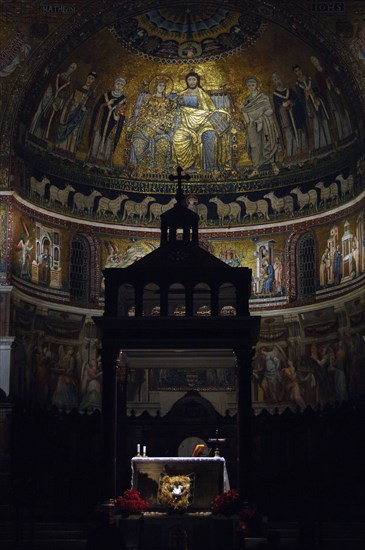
[79,357,102,413]
[39,239,52,285]
[293,64,332,153]
[87,77,127,165]
[253,346,284,402]
[51,345,79,411]
[0,32,31,78]
[281,360,307,409]
[310,56,352,142]
[129,76,177,172]
[350,25,365,66]
[242,77,280,177]
[261,259,275,293]
[319,246,330,287]
[30,62,78,141]
[16,221,33,280]
[172,71,231,172]
[333,244,342,285]
[271,73,307,163]
[273,256,284,295]
[310,343,334,406]
[55,71,98,155]
[331,339,349,403]
[34,344,52,407]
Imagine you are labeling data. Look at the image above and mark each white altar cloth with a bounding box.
[131,456,230,491]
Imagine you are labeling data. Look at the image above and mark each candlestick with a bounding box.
[142,445,146,457]
[137,444,141,456]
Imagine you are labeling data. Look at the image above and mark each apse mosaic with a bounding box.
[16,8,362,228]
[24,47,356,180]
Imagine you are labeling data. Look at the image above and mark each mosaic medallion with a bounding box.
[110,5,266,62]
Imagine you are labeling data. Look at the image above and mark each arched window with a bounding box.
[193,283,211,316]
[118,283,135,316]
[297,233,316,298]
[218,282,237,315]
[143,283,160,316]
[168,283,185,316]
[70,235,90,302]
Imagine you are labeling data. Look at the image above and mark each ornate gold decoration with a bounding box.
[158,474,194,512]
[148,74,174,97]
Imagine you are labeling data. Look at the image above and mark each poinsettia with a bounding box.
[237,504,261,534]
[211,489,242,517]
[211,490,261,535]
[115,489,149,514]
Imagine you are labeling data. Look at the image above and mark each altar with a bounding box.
[131,457,230,511]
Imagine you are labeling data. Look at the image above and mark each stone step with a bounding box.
[0,544,84,550]
[245,521,365,550]
[2,519,365,550]
[320,521,365,549]
[34,541,87,550]
[0,521,15,537]
[245,537,297,549]
[34,523,87,542]
[0,504,15,517]
[0,522,87,550]
[35,532,86,540]
[321,522,365,531]
[34,522,86,533]
[321,540,365,550]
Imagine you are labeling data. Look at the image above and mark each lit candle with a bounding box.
[143,446,146,456]
[137,444,140,455]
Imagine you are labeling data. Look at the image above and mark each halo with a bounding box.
[245,76,259,86]
[148,74,174,97]
[178,41,202,59]
[179,70,206,88]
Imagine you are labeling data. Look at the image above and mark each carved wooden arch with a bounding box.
[168,390,220,422]
[286,228,317,302]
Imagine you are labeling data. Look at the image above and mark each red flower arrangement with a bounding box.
[236,505,261,535]
[115,489,149,516]
[211,490,261,536]
[211,489,242,517]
